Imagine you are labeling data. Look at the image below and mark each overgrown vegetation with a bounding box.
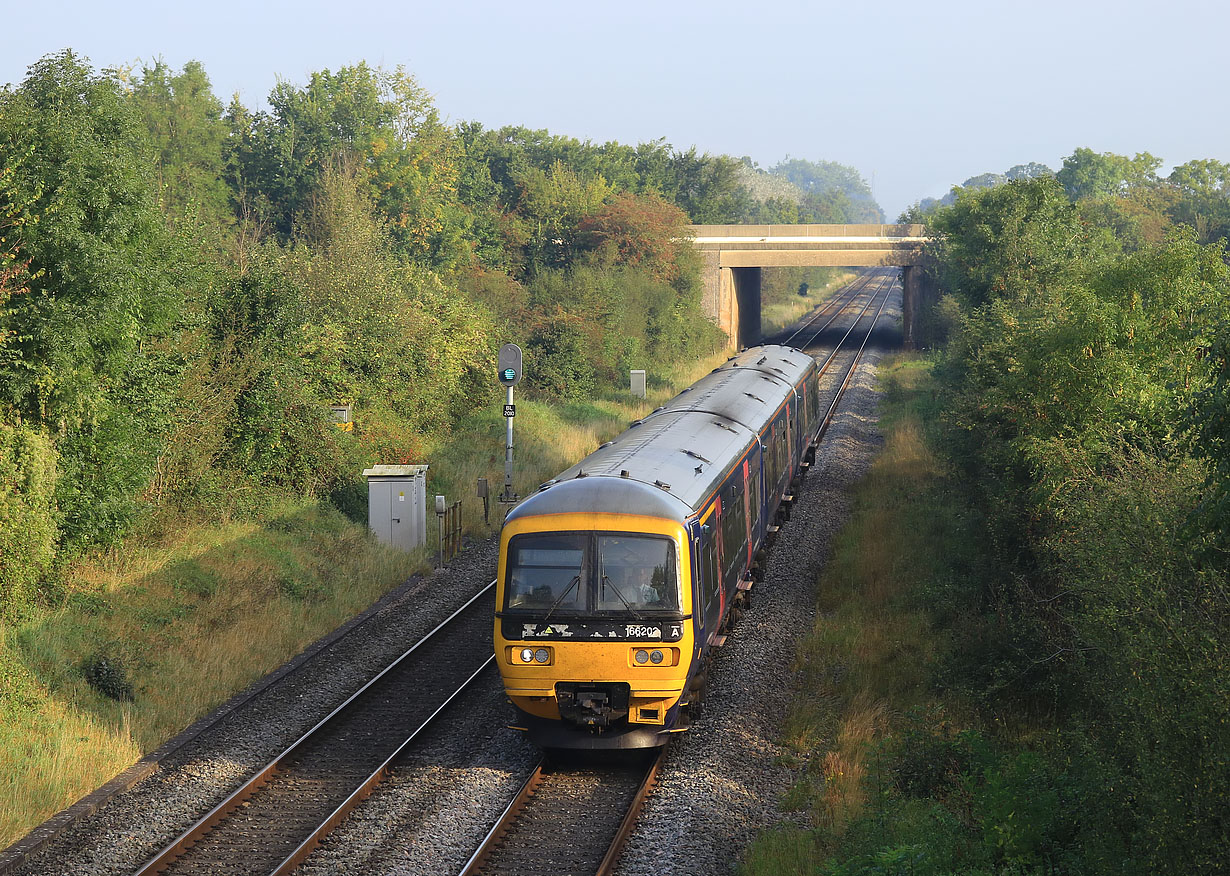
[748,170,1230,874]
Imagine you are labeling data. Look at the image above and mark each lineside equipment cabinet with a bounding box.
[363,464,429,550]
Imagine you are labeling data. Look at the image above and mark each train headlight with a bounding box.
[634,649,650,664]
[649,649,664,664]
[519,648,534,663]
[534,648,550,663]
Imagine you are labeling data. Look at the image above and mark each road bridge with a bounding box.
[690,224,929,347]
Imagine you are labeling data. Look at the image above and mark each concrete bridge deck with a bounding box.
[689,224,929,347]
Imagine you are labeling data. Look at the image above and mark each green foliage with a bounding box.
[0,425,58,620]
[769,157,883,222]
[126,59,231,232]
[79,652,134,701]
[913,179,1230,873]
[230,63,463,265]
[0,51,187,549]
[1057,147,1161,201]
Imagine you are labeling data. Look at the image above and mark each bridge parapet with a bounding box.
[689,223,931,349]
[690,223,926,240]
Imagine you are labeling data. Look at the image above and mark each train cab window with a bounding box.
[505,534,587,610]
[596,535,679,612]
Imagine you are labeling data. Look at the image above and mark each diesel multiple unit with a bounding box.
[494,345,823,748]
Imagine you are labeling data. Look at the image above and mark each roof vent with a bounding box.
[620,470,630,478]
[654,480,671,490]
[598,441,613,449]
[757,356,767,365]
[683,449,711,463]
[744,392,765,402]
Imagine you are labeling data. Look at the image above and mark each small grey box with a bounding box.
[630,370,647,398]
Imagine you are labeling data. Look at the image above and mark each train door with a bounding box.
[698,505,721,634]
[741,459,754,566]
[748,444,764,547]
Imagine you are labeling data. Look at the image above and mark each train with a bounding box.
[493,344,824,749]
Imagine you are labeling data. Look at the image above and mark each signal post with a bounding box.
[498,343,523,505]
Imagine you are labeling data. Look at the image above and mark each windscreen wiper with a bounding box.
[601,575,644,619]
[542,574,581,626]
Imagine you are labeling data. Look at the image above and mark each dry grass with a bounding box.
[768,356,947,847]
[0,626,141,849]
[0,500,421,846]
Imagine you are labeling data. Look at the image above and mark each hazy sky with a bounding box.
[7,0,1228,218]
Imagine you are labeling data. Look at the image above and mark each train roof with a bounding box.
[506,345,814,524]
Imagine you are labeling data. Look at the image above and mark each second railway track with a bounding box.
[132,584,497,876]
[460,751,664,876]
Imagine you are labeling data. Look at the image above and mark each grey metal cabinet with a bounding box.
[362,464,428,550]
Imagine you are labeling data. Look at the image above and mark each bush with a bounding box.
[0,424,58,620]
[80,653,134,701]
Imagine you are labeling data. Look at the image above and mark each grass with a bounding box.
[0,500,424,848]
[741,355,962,873]
[0,349,731,851]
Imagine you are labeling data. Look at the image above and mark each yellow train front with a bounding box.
[494,346,822,749]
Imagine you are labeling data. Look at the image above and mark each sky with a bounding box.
[7,0,1229,219]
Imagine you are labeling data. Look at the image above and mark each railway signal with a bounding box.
[498,344,523,505]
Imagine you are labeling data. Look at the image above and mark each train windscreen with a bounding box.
[504,532,679,615]
[596,535,679,611]
[505,533,587,610]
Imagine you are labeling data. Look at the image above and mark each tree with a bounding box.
[1057,147,1161,200]
[0,51,184,547]
[232,63,464,265]
[769,157,882,221]
[126,59,230,230]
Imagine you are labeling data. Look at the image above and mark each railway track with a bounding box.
[130,582,497,876]
[767,270,879,349]
[459,750,664,876]
[809,269,897,444]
